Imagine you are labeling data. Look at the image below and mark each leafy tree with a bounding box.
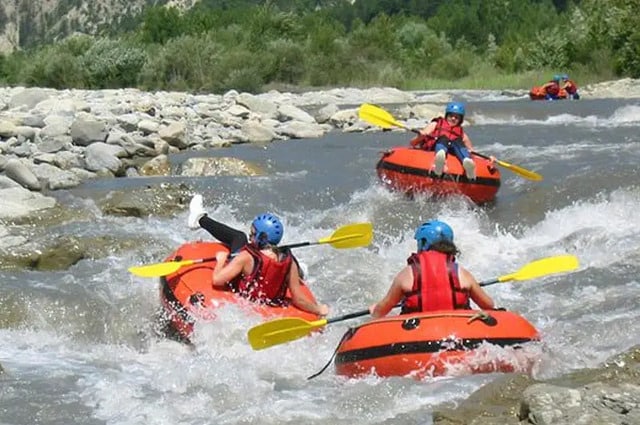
[140,6,185,44]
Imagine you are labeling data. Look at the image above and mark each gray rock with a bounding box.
[277,104,316,123]
[4,158,41,190]
[70,117,108,146]
[240,121,277,144]
[9,88,51,109]
[158,121,187,149]
[0,120,18,138]
[139,154,171,176]
[20,114,47,128]
[315,103,339,124]
[32,163,82,190]
[236,93,278,119]
[84,142,123,174]
[277,121,326,139]
[38,135,72,153]
[179,157,263,177]
[0,186,56,220]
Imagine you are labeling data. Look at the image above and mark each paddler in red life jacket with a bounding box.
[410,102,478,180]
[187,195,328,316]
[542,75,562,100]
[369,220,495,318]
[560,73,580,100]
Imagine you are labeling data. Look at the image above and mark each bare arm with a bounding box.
[288,262,329,316]
[419,121,437,136]
[462,133,474,151]
[458,266,495,309]
[370,266,412,318]
[212,251,251,287]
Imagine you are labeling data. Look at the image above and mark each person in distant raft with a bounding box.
[187,194,329,316]
[369,220,495,318]
[542,74,563,100]
[560,74,580,99]
[410,102,478,180]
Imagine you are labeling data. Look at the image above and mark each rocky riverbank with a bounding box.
[433,345,640,424]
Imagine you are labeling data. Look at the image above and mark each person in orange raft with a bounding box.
[560,73,580,99]
[369,220,495,318]
[188,195,329,316]
[410,102,479,180]
[541,74,562,100]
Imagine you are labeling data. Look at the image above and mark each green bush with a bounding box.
[215,49,269,93]
[140,34,221,91]
[19,46,85,89]
[81,38,147,88]
[263,39,306,84]
[428,50,471,80]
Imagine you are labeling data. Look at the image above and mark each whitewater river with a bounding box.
[1,95,639,424]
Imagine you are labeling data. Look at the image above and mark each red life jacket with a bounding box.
[234,244,292,304]
[564,80,578,95]
[413,117,464,150]
[545,81,560,96]
[401,250,470,313]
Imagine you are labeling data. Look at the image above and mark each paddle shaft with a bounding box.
[327,303,403,325]
[279,241,313,249]
[326,308,371,325]
[479,278,500,287]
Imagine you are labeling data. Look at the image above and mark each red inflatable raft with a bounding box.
[334,310,540,379]
[159,241,320,343]
[376,147,501,203]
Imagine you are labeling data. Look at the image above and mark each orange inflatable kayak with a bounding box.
[529,85,569,100]
[376,147,501,203]
[334,310,540,379]
[159,241,320,343]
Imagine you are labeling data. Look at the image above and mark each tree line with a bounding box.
[0,0,637,93]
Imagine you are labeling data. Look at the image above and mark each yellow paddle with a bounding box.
[247,254,580,350]
[358,103,543,182]
[128,222,373,278]
[479,254,580,286]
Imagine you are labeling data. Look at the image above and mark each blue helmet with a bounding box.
[553,74,562,82]
[251,213,284,247]
[414,220,454,252]
[561,73,569,80]
[445,102,465,117]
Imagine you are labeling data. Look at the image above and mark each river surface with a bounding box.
[1,96,639,424]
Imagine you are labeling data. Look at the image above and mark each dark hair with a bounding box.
[430,240,459,255]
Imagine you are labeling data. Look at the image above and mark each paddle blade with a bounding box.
[318,222,373,249]
[496,159,543,181]
[359,103,407,130]
[128,259,195,278]
[499,255,579,283]
[248,317,327,350]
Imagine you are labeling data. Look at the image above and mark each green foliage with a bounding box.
[139,34,221,91]
[81,38,147,88]
[263,39,306,84]
[0,0,637,91]
[428,50,472,80]
[245,4,302,50]
[140,6,185,44]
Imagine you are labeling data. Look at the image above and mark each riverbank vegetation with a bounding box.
[0,0,637,93]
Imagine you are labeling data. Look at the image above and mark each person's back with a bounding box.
[187,197,329,316]
[369,220,494,318]
[235,240,293,304]
[543,75,562,99]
